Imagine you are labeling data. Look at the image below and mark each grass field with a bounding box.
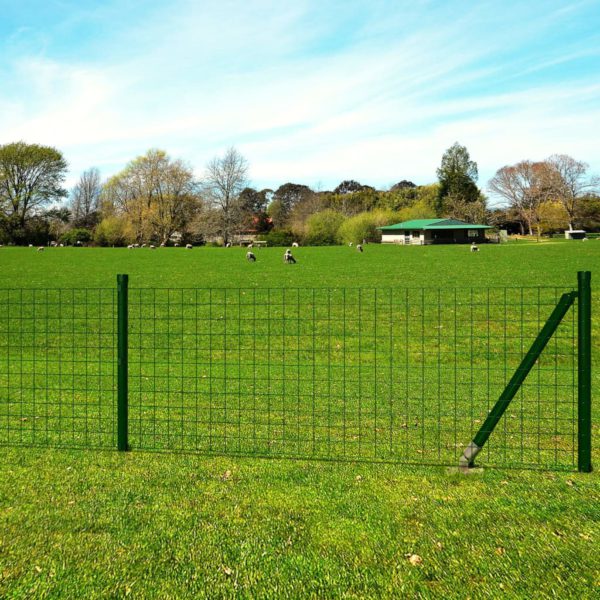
[0,241,599,598]
[0,239,597,289]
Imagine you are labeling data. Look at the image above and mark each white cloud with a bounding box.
[0,0,599,192]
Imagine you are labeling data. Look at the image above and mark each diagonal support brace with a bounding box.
[459,291,577,469]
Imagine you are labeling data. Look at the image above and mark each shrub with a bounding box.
[338,210,401,244]
[94,217,132,247]
[304,210,345,246]
[264,229,295,247]
[60,228,92,245]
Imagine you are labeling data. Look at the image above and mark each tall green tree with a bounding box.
[390,180,416,191]
[436,142,480,214]
[237,187,272,233]
[333,180,371,195]
[268,183,313,227]
[0,141,68,242]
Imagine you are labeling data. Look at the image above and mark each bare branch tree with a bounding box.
[488,161,548,236]
[71,167,102,228]
[101,149,200,244]
[203,147,249,244]
[544,154,597,230]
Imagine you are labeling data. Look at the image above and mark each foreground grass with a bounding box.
[0,448,598,599]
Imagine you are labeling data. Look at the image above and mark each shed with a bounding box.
[377,219,492,245]
[564,230,586,240]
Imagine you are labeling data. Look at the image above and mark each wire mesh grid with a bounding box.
[0,288,116,448]
[127,286,578,468]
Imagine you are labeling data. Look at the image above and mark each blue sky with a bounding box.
[1,0,599,198]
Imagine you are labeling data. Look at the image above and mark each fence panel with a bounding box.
[0,288,116,448]
[127,286,578,469]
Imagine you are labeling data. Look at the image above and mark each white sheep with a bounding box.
[348,242,353,247]
[356,244,363,253]
[37,246,45,252]
[246,251,256,262]
[247,243,253,249]
[284,249,296,264]
[292,242,299,247]
[186,244,193,249]
[470,242,479,252]
[149,244,156,249]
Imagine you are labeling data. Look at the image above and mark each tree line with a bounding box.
[0,141,597,246]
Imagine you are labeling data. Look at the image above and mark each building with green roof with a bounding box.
[377,218,491,245]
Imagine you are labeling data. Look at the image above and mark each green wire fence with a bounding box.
[0,273,592,471]
[0,288,116,448]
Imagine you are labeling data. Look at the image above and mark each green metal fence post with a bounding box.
[117,274,130,451]
[578,271,592,472]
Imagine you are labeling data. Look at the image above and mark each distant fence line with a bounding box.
[0,273,593,472]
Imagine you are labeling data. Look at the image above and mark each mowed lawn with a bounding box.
[0,241,599,598]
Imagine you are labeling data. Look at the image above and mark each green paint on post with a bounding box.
[577,271,592,472]
[117,274,130,451]
[460,290,577,468]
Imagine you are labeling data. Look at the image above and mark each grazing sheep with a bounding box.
[141,243,147,248]
[247,243,253,249]
[246,251,256,262]
[470,242,479,252]
[348,242,353,247]
[127,244,134,249]
[37,246,45,252]
[284,249,296,264]
[174,243,179,247]
[186,244,193,249]
[225,242,232,248]
[149,244,156,249]
[356,244,363,253]
[292,242,299,248]
[160,242,166,247]
[59,243,64,247]
[29,244,33,247]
